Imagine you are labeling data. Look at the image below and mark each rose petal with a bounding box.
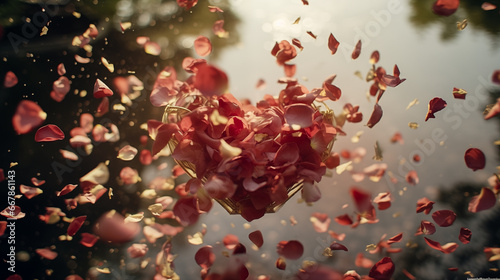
[4,71,18,88]
[468,187,496,212]
[276,240,304,260]
[335,214,353,226]
[464,148,486,171]
[432,0,459,16]
[12,100,47,134]
[482,2,497,10]
[387,233,403,244]
[204,174,236,199]
[373,192,392,210]
[416,197,435,214]
[173,196,200,226]
[51,76,70,102]
[459,227,472,244]
[328,33,340,55]
[194,64,228,97]
[117,145,138,161]
[351,40,362,60]
[35,124,65,142]
[367,103,383,128]
[310,212,331,233]
[424,237,458,253]
[425,97,447,121]
[405,170,419,185]
[94,211,140,243]
[223,234,239,250]
[284,103,314,128]
[329,241,348,251]
[67,215,87,236]
[432,210,456,227]
[369,257,395,280]
[20,184,43,199]
[80,233,99,247]
[195,246,215,269]
[36,248,58,260]
[93,79,113,98]
[249,230,264,248]
[144,41,161,56]
[194,36,212,57]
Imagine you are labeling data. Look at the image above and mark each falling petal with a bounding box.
[4,71,18,88]
[80,233,99,247]
[93,79,113,98]
[352,40,362,60]
[306,31,317,39]
[432,210,456,227]
[144,41,161,56]
[481,2,496,10]
[457,19,468,30]
[468,187,496,212]
[249,230,264,248]
[117,145,138,161]
[310,212,331,233]
[36,248,58,260]
[424,237,458,253]
[369,257,395,280]
[194,64,228,97]
[195,246,215,269]
[367,103,383,128]
[328,33,340,55]
[128,243,148,258]
[387,233,403,244]
[464,148,486,171]
[67,216,87,236]
[452,87,467,99]
[35,124,65,142]
[57,184,77,196]
[425,97,447,121]
[213,20,228,38]
[370,51,380,64]
[194,36,212,57]
[12,100,47,134]
[459,227,472,244]
[101,57,114,73]
[276,240,304,260]
[432,0,460,16]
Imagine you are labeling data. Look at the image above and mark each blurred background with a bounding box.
[1,0,500,279]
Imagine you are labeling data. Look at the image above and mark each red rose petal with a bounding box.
[459,227,472,244]
[424,237,458,253]
[195,246,215,269]
[80,233,99,247]
[425,97,447,121]
[93,78,113,98]
[335,214,353,226]
[36,248,58,260]
[369,257,395,280]
[177,0,198,10]
[417,220,436,235]
[4,71,18,88]
[67,215,87,236]
[249,230,264,248]
[94,211,140,243]
[387,233,403,244]
[405,170,419,185]
[370,50,380,64]
[464,148,486,171]
[367,103,383,128]
[194,36,212,57]
[95,97,109,117]
[35,124,65,142]
[373,192,392,210]
[432,210,456,227]
[351,40,362,60]
[204,174,237,199]
[12,100,47,134]
[223,234,239,250]
[310,212,331,233]
[322,74,342,101]
[194,64,228,97]
[468,187,496,213]
[50,76,70,102]
[0,221,7,236]
[350,187,372,213]
[416,197,435,214]
[284,104,314,128]
[329,241,348,251]
[433,0,460,16]
[328,33,340,55]
[482,2,497,10]
[127,243,148,258]
[20,184,42,199]
[276,240,304,260]
[173,196,200,226]
[355,253,374,268]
